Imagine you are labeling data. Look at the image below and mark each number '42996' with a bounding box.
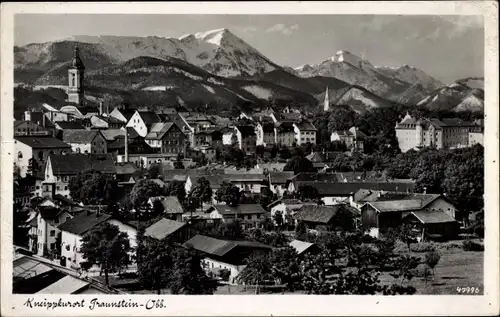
[456,287,480,294]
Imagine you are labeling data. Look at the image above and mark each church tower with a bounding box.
[67,45,85,105]
[323,86,330,112]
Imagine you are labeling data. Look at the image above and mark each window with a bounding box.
[68,258,72,262]
[50,243,56,250]
[54,218,59,224]
[50,230,55,237]
[64,186,68,190]
[17,151,23,159]
[36,186,40,190]
[56,186,60,191]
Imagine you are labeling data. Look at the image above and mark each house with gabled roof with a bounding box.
[268,198,303,226]
[126,110,161,137]
[144,218,192,244]
[361,193,459,238]
[209,204,268,229]
[268,171,295,197]
[224,173,265,194]
[183,234,272,283]
[234,125,257,153]
[145,122,186,155]
[294,204,359,231]
[42,153,116,198]
[15,135,72,178]
[62,129,107,154]
[90,114,125,129]
[30,206,73,256]
[331,126,366,152]
[293,120,317,145]
[109,107,136,124]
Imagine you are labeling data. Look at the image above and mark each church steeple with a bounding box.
[67,44,85,105]
[323,86,330,112]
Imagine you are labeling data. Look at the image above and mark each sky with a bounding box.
[14,14,484,83]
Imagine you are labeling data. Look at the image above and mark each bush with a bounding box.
[424,251,441,271]
[462,240,484,252]
[410,242,436,253]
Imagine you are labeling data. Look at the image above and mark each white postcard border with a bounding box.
[1,2,498,316]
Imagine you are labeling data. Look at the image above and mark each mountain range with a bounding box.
[14,28,484,113]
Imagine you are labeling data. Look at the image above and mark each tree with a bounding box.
[13,202,30,247]
[129,179,163,214]
[237,252,273,293]
[259,187,276,210]
[279,147,292,160]
[331,205,356,231]
[296,185,320,201]
[169,247,217,294]
[80,222,131,287]
[68,170,120,205]
[215,181,241,206]
[137,237,174,294]
[273,210,284,228]
[189,177,213,210]
[164,180,186,202]
[147,163,161,179]
[295,220,307,239]
[284,156,314,174]
[174,153,184,169]
[397,224,418,251]
[441,144,484,214]
[424,250,441,278]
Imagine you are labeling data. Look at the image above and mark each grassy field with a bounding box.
[380,244,484,295]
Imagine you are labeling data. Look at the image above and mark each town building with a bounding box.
[183,234,272,284]
[360,193,459,238]
[144,218,193,244]
[126,111,161,138]
[293,204,358,231]
[58,211,112,269]
[145,122,186,155]
[109,107,137,124]
[14,120,52,137]
[330,127,366,151]
[62,130,107,154]
[234,125,257,153]
[42,153,116,198]
[395,113,483,152]
[276,122,296,147]
[30,206,73,256]
[224,173,265,194]
[15,136,72,178]
[255,120,277,147]
[268,171,295,197]
[209,204,268,229]
[293,121,317,145]
[268,198,304,226]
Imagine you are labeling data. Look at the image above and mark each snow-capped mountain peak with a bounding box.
[62,28,278,77]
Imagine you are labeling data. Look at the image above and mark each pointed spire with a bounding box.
[324,86,330,112]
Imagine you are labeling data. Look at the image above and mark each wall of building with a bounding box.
[468,132,484,146]
[126,112,148,137]
[202,258,246,284]
[61,231,85,269]
[14,141,33,178]
[107,219,137,249]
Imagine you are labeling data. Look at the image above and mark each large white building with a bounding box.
[395,113,483,152]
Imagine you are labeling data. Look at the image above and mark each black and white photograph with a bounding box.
[1,1,499,316]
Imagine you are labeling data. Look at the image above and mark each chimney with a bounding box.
[124,129,129,163]
[24,111,31,122]
[42,114,46,127]
[423,187,427,194]
[99,102,103,116]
